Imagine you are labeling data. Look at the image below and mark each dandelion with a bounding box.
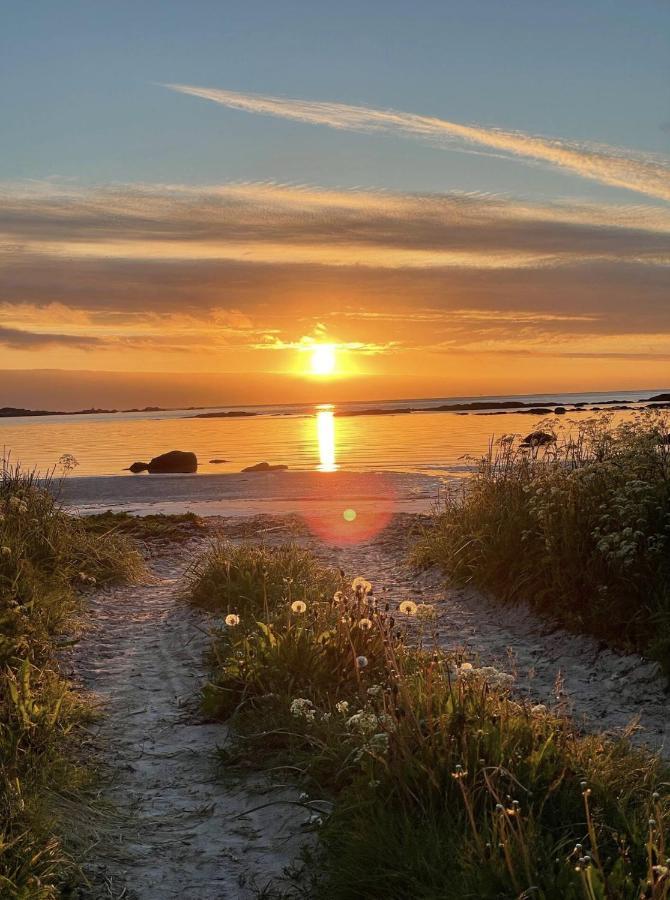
[357,617,373,630]
[352,576,372,594]
[1,546,11,557]
[335,700,349,714]
[451,764,467,780]
[333,590,343,603]
[356,655,369,669]
[291,600,307,614]
[225,613,240,627]
[398,600,417,616]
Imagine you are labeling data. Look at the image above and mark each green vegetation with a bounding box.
[83,509,204,543]
[416,413,670,675]
[0,464,141,898]
[188,542,670,899]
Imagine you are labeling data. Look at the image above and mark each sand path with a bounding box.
[244,513,670,757]
[72,512,669,896]
[71,536,303,899]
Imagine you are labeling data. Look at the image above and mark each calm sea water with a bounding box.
[0,389,662,479]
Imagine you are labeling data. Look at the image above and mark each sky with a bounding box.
[1,0,669,407]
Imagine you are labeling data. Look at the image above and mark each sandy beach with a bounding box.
[65,502,670,896]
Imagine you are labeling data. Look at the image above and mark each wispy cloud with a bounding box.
[0,326,103,351]
[165,84,670,203]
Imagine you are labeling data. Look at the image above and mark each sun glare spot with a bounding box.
[310,344,336,376]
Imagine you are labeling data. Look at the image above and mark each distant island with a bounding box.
[1,405,208,418]
[1,393,668,421]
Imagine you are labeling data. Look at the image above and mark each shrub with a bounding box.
[415,413,670,674]
[0,462,141,897]
[189,544,670,899]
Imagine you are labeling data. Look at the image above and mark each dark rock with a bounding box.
[523,407,554,414]
[645,393,670,402]
[146,450,198,474]
[127,461,149,473]
[335,407,412,417]
[209,459,228,464]
[554,406,567,414]
[192,410,257,419]
[242,462,288,472]
[521,430,556,447]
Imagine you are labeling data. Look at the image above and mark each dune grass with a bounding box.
[188,542,670,899]
[83,509,204,543]
[0,462,141,898]
[415,413,670,676]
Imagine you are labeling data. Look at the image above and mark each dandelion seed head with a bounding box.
[291,600,307,614]
[225,613,240,627]
[398,600,417,616]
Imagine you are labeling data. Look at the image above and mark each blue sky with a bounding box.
[1,1,669,406]
[3,0,669,199]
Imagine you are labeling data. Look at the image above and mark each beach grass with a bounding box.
[188,542,670,899]
[83,509,204,543]
[0,462,141,898]
[415,412,670,676]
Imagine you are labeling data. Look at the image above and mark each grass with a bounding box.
[83,509,204,543]
[188,541,670,899]
[0,462,141,898]
[415,413,670,676]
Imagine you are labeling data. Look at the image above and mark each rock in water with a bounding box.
[242,461,288,472]
[147,451,198,473]
[127,461,149,473]
[521,431,555,447]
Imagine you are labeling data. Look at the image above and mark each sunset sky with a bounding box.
[2,1,669,408]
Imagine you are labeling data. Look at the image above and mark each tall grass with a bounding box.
[188,542,670,899]
[416,413,670,674]
[0,461,141,898]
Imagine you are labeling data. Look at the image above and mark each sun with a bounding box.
[310,344,337,376]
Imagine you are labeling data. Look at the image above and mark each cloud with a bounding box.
[2,181,668,270]
[165,84,670,203]
[1,181,669,366]
[0,326,103,350]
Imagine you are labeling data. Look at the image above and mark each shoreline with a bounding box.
[52,469,445,517]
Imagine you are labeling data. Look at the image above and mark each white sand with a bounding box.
[68,504,669,897]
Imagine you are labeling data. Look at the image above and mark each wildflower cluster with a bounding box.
[191,542,670,899]
[415,412,670,674]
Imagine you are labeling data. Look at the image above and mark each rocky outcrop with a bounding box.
[242,462,288,472]
[127,451,198,474]
[521,431,556,447]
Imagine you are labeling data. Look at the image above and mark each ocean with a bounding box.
[1,388,664,480]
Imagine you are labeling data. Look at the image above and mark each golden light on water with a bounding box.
[316,407,337,471]
[310,343,337,376]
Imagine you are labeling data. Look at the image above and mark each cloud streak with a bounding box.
[165,84,670,203]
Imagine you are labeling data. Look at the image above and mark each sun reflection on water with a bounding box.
[316,407,337,472]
